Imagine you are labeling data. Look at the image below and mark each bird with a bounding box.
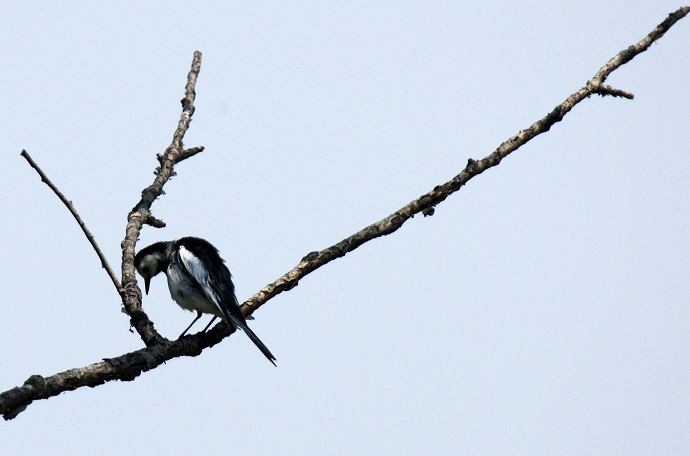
[134,236,276,366]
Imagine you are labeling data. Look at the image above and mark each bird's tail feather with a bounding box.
[227,314,277,366]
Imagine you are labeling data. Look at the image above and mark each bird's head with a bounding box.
[134,242,170,294]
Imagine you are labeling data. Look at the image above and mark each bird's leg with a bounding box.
[201,316,218,333]
[179,311,204,338]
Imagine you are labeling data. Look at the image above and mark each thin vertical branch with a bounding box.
[120,51,204,347]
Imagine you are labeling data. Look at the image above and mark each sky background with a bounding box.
[1,1,689,454]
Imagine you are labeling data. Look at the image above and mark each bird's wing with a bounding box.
[177,245,226,316]
[178,241,277,365]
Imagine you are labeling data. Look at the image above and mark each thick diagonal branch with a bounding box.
[0,325,234,420]
[241,6,690,315]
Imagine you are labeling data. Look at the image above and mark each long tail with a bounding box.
[226,314,277,366]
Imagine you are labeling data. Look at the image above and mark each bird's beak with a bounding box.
[144,277,151,295]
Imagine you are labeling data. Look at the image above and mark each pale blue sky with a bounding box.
[2,2,689,454]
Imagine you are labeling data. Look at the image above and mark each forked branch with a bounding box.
[2,8,687,421]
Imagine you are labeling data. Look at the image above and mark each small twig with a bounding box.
[590,84,634,99]
[144,215,167,228]
[20,150,124,297]
[179,145,205,161]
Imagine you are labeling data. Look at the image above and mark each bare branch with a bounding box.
[20,150,124,297]
[120,51,203,348]
[3,9,688,420]
[241,6,690,315]
[590,7,690,87]
[0,325,235,420]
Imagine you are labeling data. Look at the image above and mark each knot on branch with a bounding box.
[333,239,351,255]
[140,186,159,203]
[619,45,637,66]
[275,278,299,292]
[545,105,565,124]
[300,251,320,263]
[466,158,478,172]
[422,207,435,217]
[180,97,195,114]
[24,375,46,389]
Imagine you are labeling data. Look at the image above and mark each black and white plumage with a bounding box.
[134,237,276,366]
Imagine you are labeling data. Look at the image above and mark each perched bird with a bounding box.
[135,236,276,366]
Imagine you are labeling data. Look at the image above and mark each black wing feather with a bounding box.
[176,237,277,365]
